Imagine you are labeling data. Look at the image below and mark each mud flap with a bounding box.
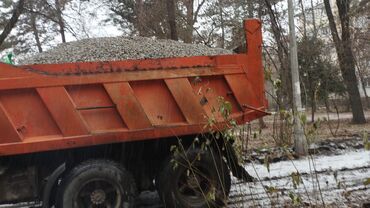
[42,163,66,208]
[223,141,255,182]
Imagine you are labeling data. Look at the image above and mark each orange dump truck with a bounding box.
[0,20,267,208]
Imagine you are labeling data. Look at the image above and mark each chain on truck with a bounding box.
[0,19,268,208]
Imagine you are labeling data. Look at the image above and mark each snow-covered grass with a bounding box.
[245,150,369,179]
[230,150,370,207]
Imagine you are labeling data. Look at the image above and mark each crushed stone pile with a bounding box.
[21,36,233,65]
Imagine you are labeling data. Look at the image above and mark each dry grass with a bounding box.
[245,110,370,150]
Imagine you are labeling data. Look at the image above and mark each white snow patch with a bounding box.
[245,150,370,178]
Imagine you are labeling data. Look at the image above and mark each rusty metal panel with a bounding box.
[244,19,265,107]
[130,80,186,126]
[65,84,127,132]
[37,87,89,136]
[0,89,62,138]
[225,74,261,109]
[0,19,267,156]
[0,102,22,143]
[189,76,242,120]
[66,84,114,108]
[104,83,152,130]
[165,78,207,124]
[80,108,127,132]
[0,67,244,91]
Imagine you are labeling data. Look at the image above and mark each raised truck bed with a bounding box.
[0,19,267,208]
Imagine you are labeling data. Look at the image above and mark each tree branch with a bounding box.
[0,0,26,47]
[323,0,341,46]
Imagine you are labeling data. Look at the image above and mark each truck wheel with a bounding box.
[157,147,231,208]
[56,160,136,208]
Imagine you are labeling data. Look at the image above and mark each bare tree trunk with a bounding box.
[247,1,254,18]
[0,0,26,46]
[184,0,194,43]
[299,0,307,37]
[324,0,366,123]
[264,0,291,109]
[264,0,294,144]
[219,0,225,48]
[30,14,43,52]
[254,1,268,129]
[358,68,370,109]
[166,0,178,40]
[308,75,315,122]
[55,0,66,43]
[360,78,369,109]
[289,0,307,155]
[299,0,310,123]
[258,118,267,129]
[324,96,331,112]
[183,0,205,43]
[311,90,316,122]
[257,1,263,19]
[310,0,317,36]
[135,0,145,36]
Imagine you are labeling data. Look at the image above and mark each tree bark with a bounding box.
[247,1,254,18]
[166,0,178,40]
[310,0,317,36]
[218,0,225,48]
[258,118,267,129]
[184,0,194,43]
[0,0,26,47]
[135,0,145,36]
[55,0,66,43]
[311,89,316,122]
[183,0,206,43]
[299,0,307,37]
[264,0,291,109]
[264,0,294,144]
[357,67,370,109]
[323,0,366,123]
[30,14,43,52]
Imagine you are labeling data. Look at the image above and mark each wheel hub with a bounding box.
[90,189,106,205]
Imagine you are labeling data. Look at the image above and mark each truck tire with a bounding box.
[157,147,231,208]
[56,160,137,208]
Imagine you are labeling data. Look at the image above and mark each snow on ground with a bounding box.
[134,149,369,207]
[230,150,370,207]
[245,150,369,179]
[1,150,368,207]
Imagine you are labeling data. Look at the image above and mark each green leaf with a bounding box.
[264,155,270,173]
[1,53,14,65]
[206,138,211,146]
[363,132,369,150]
[171,159,178,170]
[364,178,370,186]
[230,120,237,127]
[300,114,307,125]
[266,186,278,194]
[170,145,177,152]
[291,172,302,189]
[288,191,302,205]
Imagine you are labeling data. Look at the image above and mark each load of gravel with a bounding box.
[21,36,233,65]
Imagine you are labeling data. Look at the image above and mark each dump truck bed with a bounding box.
[0,20,267,156]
